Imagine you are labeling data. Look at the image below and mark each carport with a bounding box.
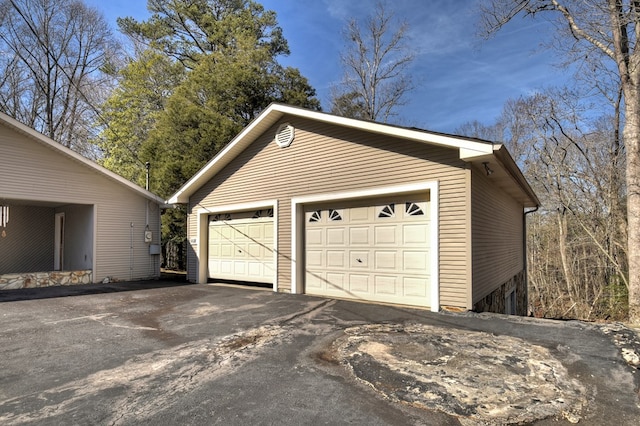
[0,111,164,289]
[0,201,94,288]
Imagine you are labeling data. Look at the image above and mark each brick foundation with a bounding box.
[473,270,527,316]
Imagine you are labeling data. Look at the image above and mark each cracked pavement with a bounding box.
[0,281,639,425]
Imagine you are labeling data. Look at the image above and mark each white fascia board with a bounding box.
[1,113,164,205]
[459,146,494,160]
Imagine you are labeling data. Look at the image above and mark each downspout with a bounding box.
[523,206,539,316]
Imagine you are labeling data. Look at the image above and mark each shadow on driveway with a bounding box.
[0,279,196,303]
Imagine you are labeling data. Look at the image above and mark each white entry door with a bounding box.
[305,197,431,307]
[207,210,274,283]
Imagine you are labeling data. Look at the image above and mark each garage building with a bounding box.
[168,104,539,314]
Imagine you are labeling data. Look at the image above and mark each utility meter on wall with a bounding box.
[144,230,153,243]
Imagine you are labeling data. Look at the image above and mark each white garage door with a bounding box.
[208,209,274,283]
[305,197,431,307]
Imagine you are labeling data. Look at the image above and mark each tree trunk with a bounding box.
[609,0,640,323]
[625,95,640,322]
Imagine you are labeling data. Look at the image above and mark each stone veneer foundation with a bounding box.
[0,270,93,290]
[473,270,528,316]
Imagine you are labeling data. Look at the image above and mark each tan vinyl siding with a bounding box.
[277,198,291,291]
[471,166,524,303]
[0,124,161,282]
[186,212,198,282]
[189,116,471,308]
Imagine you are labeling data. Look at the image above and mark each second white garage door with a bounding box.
[208,210,274,284]
[305,196,431,307]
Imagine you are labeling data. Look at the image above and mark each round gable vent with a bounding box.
[275,123,295,148]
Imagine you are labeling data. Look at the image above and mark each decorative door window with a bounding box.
[308,210,322,222]
[253,209,274,218]
[211,213,232,222]
[405,202,425,216]
[377,204,395,218]
[329,209,343,221]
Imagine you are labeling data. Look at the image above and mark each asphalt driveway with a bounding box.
[0,281,639,425]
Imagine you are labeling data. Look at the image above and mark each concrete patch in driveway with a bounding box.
[333,323,589,425]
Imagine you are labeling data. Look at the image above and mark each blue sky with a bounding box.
[86,0,568,133]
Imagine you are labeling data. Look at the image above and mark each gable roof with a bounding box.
[0,112,165,205]
[168,103,539,207]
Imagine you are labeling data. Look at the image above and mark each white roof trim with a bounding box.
[0,112,165,204]
[168,103,498,204]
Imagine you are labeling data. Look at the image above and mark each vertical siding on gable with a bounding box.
[189,117,471,308]
[471,166,524,303]
[0,124,161,282]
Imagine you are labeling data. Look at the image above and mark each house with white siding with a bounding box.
[169,104,539,315]
[0,112,164,290]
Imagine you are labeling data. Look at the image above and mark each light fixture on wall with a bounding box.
[483,162,494,176]
[0,205,8,238]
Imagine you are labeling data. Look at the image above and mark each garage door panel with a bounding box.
[220,227,233,239]
[403,224,429,244]
[374,275,397,295]
[264,223,274,239]
[208,260,220,274]
[327,227,346,245]
[305,197,431,308]
[403,251,429,272]
[404,277,429,297]
[374,225,397,244]
[247,224,263,239]
[327,250,346,268]
[208,214,274,283]
[247,262,263,277]
[220,243,234,257]
[349,227,370,244]
[326,272,345,292]
[220,260,233,274]
[374,251,396,270]
[349,274,370,293]
[233,261,246,275]
[349,251,369,268]
[307,228,323,245]
[246,243,261,258]
[307,250,323,268]
[306,271,324,290]
[349,207,369,221]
